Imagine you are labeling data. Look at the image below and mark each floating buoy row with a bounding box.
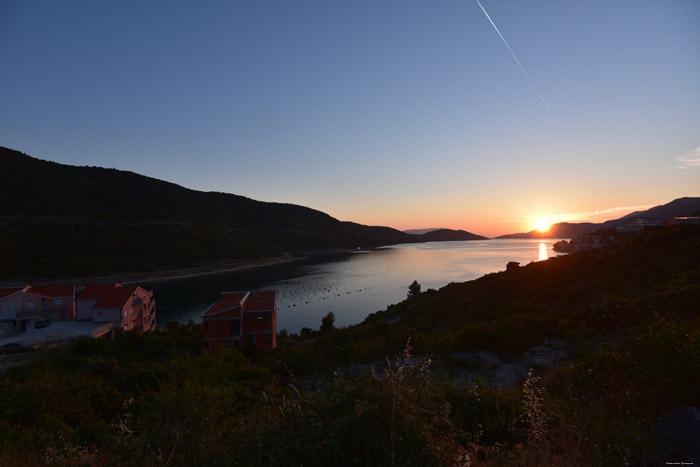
[273,282,373,309]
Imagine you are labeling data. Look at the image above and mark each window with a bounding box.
[257,315,264,321]
[55,299,62,305]
[27,301,34,308]
[9,303,15,311]
[230,321,240,337]
[43,301,48,310]
[203,321,209,330]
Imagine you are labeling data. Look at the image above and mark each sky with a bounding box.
[1,0,699,237]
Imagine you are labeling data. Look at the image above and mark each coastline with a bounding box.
[10,254,308,288]
[6,248,367,288]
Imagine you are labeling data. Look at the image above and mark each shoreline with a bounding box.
[9,255,309,288]
[5,248,365,288]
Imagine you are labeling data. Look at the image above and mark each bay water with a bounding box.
[150,239,562,334]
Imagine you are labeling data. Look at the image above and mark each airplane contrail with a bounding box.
[475,0,550,111]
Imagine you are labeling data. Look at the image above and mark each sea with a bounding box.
[149,239,563,334]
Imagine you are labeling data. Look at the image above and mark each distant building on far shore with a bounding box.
[202,290,277,353]
[670,216,700,225]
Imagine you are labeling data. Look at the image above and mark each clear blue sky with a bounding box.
[2,0,699,236]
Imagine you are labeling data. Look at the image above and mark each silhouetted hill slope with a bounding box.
[602,196,700,227]
[497,197,700,239]
[1,225,698,465]
[0,146,485,279]
[278,224,700,463]
[418,228,487,241]
[1,146,372,232]
[497,222,597,239]
[404,228,441,235]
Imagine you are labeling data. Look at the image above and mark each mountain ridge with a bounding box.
[497,197,700,239]
[0,146,486,279]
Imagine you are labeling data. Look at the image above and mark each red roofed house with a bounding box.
[0,286,28,320]
[76,284,156,333]
[0,285,75,331]
[202,290,277,353]
[22,286,76,321]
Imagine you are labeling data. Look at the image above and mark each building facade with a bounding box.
[202,290,277,353]
[22,286,76,321]
[0,285,75,330]
[76,283,156,333]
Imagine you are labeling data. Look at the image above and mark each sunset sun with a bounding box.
[533,219,553,232]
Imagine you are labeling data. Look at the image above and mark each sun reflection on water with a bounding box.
[539,242,548,261]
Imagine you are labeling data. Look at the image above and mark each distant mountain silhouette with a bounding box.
[418,229,487,242]
[404,228,443,235]
[0,146,486,279]
[497,197,700,239]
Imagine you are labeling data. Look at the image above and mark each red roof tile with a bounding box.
[0,287,26,299]
[25,286,74,298]
[245,291,277,312]
[202,293,246,317]
[222,292,247,300]
[77,283,121,299]
[77,284,138,308]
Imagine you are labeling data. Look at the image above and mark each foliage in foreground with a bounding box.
[0,225,699,465]
[0,319,698,465]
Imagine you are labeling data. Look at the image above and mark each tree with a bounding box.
[408,280,421,298]
[320,311,336,334]
[506,261,520,271]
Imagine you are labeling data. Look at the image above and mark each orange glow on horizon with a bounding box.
[533,218,554,233]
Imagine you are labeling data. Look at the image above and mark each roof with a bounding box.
[25,286,74,299]
[0,287,27,299]
[77,283,138,309]
[245,291,277,312]
[202,292,247,318]
[222,291,248,300]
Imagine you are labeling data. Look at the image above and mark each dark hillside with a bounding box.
[0,146,486,280]
[274,225,700,373]
[1,225,698,465]
[358,224,700,358]
[1,146,369,230]
[419,228,487,241]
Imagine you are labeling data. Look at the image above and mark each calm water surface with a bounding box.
[150,239,563,334]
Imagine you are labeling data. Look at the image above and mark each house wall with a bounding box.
[21,294,40,313]
[93,306,121,323]
[0,294,24,317]
[126,288,155,332]
[243,310,273,332]
[76,299,98,320]
[243,309,276,350]
[202,308,243,353]
[22,295,75,320]
[65,300,76,320]
[203,312,241,341]
[143,301,156,332]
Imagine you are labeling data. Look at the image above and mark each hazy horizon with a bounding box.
[2,1,699,237]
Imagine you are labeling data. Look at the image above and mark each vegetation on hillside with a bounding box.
[0,225,698,464]
[0,146,485,280]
